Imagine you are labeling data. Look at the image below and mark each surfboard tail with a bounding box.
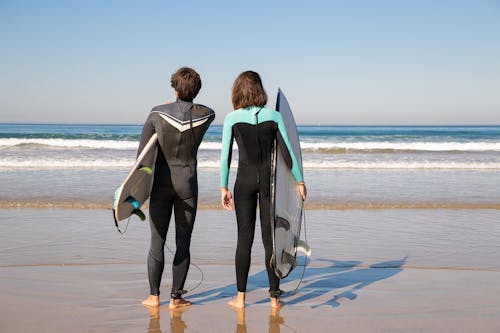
[297,240,311,256]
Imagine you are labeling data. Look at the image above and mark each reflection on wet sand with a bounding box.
[145,305,188,333]
[232,307,286,333]
[145,306,162,333]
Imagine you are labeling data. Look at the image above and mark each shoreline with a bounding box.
[1,199,500,210]
[2,261,500,272]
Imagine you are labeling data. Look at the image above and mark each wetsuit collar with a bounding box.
[175,98,194,111]
[244,106,263,116]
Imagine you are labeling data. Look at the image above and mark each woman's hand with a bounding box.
[296,182,307,201]
[221,187,234,210]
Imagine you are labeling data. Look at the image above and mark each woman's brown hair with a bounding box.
[170,67,202,102]
[231,71,268,109]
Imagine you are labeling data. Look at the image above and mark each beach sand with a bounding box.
[1,208,500,332]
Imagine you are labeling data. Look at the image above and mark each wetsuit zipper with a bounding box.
[255,109,262,184]
[175,104,195,159]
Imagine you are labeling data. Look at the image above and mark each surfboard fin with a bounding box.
[275,216,290,231]
[132,209,146,221]
[282,250,297,269]
[124,196,146,221]
[139,165,153,175]
[296,240,311,256]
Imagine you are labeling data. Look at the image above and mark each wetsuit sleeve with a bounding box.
[137,113,155,157]
[220,117,234,188]
[276,114,304,182]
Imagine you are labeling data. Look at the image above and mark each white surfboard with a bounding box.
[112,133,158,230]
[271,89,310,279]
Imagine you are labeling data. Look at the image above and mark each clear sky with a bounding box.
[1,0,499,125]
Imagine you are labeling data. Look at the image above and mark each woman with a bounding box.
[220,71,307,309]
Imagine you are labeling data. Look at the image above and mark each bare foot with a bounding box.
[169,298,192,310]
[270,297,284,310]
[142,295,160,307]
[227,291,245,309]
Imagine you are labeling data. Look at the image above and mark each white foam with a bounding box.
[1,157,499,170]
[0,138,138,150]
[0,158,135,169]
[302,160,500,170]
[300,141,500,152]
[2,138,500,152]
[0,139,225,151]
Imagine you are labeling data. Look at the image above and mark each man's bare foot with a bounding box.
[227,291,245,309]
[270,297,284,309]
[169,298,191,310]
[142,295,160,307]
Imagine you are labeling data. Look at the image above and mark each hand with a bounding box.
[296,183,307,201]
[221,187,234,210]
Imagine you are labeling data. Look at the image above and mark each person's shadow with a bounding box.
[190,257,407,308]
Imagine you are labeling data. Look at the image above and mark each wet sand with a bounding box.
[1,209,500,332]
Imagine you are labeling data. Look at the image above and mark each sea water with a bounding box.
[1,123,500,272]
[1,123,500,207]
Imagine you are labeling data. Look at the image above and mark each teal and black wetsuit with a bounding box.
[220,106,303,295]
[138,99,215,299]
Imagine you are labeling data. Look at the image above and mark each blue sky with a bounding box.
[1,0,499,124]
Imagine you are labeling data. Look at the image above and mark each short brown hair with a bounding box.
[170,67,202,101]
[231,71,268,109]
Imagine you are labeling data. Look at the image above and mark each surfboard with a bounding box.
[271,89,310,279]
[112,133,158,230]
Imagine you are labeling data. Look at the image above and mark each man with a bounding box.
[139,67,215,308]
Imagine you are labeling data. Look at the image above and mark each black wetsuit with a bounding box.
[220,106,303,295]
[138,99,215,298]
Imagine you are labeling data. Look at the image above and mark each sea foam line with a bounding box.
[2,138,500,152]
[0,138,223,150]
[1,158,499,170]
[299,141,500,152]
[1,199,499,210]
[0,138,138,150]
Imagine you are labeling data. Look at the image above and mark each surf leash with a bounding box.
[114,216,131,234]
[285,210,310,297]
[113,196,146,234]
[164,242,205,294]
[149,209,204,294]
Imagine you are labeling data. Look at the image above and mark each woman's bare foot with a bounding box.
[142,295,160,307]
[270,297,284,309]
[227,291,245,309]
[169,298,192,310]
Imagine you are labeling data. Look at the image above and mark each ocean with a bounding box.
[1,123,500,209]
[2,123,500,332]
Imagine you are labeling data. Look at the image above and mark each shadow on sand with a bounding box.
[189,257,407,308]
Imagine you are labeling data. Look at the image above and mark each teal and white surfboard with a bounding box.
[113,133,158,231]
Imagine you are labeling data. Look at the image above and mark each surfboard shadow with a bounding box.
[189,257,406,308]
[280,257,407,308]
